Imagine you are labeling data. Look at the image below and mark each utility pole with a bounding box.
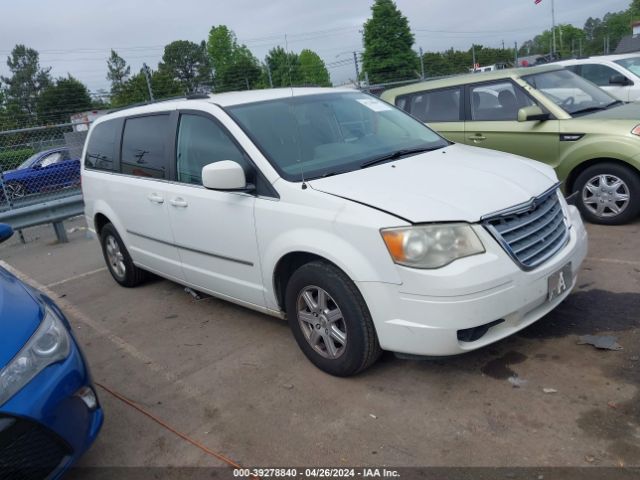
[353,51,361,88]
[502,40,505,50]
[142,63,154,102]
[514,41,518,67]
[579,37,583,57]
[472,45,476,71]
[419,47,425,79]
[266,63,273,88]
[551,0,557,57]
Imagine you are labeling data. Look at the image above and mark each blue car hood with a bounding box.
[0,267,42,367]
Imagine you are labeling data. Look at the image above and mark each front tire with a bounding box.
[573,162,640,225]
[285,261,381,376]
[4,181,26,201]
[100,223,147,287]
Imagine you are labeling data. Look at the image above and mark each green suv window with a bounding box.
[469,81,534,121]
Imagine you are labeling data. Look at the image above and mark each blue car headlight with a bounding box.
[0,307,71,405]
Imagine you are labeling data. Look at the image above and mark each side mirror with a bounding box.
[610,74,631,86]
[0,224,14,244]
[518,105,550,122]
[202,161,253,191]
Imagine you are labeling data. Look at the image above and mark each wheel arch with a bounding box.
[565,157,640,193]
[273,251,345,311]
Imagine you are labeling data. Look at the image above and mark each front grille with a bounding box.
[0,415,71,480]
[483,187,569,270]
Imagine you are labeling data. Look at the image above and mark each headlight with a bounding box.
[0,307,71,406]
[381,223,485,269]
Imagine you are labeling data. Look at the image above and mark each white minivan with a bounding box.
[82,89,588,376]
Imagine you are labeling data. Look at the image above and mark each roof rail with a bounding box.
[107,92,212,114]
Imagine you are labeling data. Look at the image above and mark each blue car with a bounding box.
[0,224,103,478]
[1,148,81,201]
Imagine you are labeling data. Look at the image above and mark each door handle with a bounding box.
[469,134,487,142]
[170,197,188,208]
[147,193,164,204]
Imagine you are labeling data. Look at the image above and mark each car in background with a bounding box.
[382,65,640,225]
[0,224,103,478]
[557,54,640,102]
[1,147,81,201]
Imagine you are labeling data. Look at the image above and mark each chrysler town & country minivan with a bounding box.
[81,89,588,376]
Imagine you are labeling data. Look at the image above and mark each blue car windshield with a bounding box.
[226,92,448,181]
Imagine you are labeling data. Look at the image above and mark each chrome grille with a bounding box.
[483,187,569,270]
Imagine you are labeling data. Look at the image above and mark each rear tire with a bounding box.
[573,162,640,225]
[100,223,147,287]
[285,260,382,376]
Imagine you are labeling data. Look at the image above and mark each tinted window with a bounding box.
[85,121,118,171]
[176,114,247,185]
[398,88,461,123]
[470,82,534,121]
[615,56,640,76]
[580,64,619,86]
[121,115,170,179]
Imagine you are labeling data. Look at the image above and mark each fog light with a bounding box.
[76,386,98,410]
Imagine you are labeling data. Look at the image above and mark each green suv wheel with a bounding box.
[573,163,640,225]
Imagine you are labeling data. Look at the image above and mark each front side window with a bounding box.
[469,81,534,121]
[580,64,620,86]
[523,69,618,116]
[39,152,64,167]
[397,88,462,123]
[227,92,448,181]
[85,120,118,172]
[614,56,640,77]
[121,115,170,179]
[176,114,247,185]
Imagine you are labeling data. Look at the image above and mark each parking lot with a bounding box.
[1,216,639,470]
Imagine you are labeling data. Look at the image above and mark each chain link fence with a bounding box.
[0,123,88,214]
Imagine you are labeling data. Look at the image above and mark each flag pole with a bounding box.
[551,0,557,57]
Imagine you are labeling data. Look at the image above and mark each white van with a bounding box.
[81,89,588,376]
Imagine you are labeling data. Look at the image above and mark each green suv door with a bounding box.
[463,80,561,169]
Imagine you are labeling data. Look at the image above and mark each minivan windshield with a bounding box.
[226,92,448,181]
[523,69,619,116]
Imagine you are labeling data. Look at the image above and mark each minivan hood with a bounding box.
[308,143,557,223]
[0,267,42,367]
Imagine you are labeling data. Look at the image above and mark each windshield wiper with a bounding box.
[360,146,441,169]
[571,100,623,116]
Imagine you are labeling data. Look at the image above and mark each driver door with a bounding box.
[463,80,560,167]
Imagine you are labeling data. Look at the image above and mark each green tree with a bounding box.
[265,46,301,87]
[37,75,92,124]
[111,68,182,107]
[159,40,211,92]
[362,0,418,84]
[207,25,262,91]
[0,44,51,125]
[106,49,130,95]
[299,49,331,86]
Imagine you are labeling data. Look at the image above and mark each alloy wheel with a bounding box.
[105,235,126,279]
[297,286,347,359]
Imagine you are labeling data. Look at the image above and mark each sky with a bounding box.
[0,0,631,94]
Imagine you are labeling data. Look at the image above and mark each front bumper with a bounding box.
[359,205,588,356]
[0,308,103,479]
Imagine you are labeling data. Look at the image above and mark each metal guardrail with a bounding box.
[0,194,84,243]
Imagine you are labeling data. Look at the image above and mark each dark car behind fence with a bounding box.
[0,123,88,242]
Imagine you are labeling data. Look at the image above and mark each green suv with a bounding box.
[381,65,640,224]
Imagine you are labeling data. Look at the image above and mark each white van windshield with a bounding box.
[226,92,448,181]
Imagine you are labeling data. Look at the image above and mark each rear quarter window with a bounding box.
[85,120,119,172]
[395,87,462,123]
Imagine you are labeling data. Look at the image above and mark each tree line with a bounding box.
[0,0,637,130]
